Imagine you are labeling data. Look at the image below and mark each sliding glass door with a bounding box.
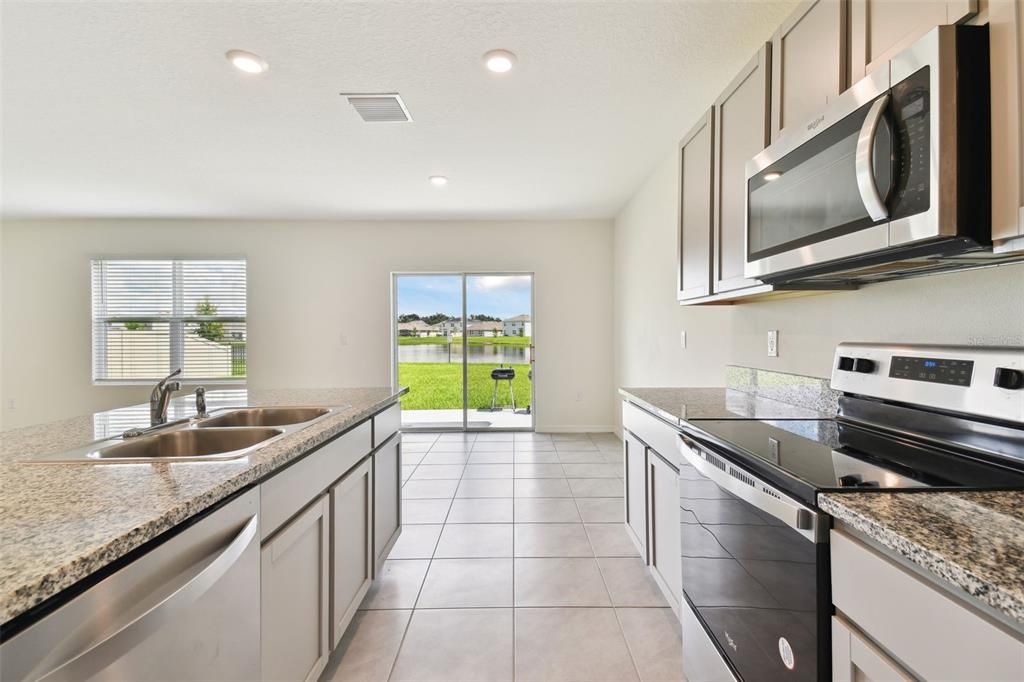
[393,272,533,431]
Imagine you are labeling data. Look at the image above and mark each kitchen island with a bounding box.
[0,386,406,629]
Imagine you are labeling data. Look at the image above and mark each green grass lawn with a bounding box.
[399,362,531,410]
[398,335,531,347]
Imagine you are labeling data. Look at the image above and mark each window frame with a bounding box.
[90,257,248,386]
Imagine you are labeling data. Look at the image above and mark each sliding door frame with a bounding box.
[391,271,535,432]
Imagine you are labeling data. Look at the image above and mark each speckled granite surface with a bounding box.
[618,387,829,425]
[0,387,406,626]
[820,491,1024,626]
[726,365,840,414]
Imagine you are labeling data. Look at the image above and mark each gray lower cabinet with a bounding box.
[261,495,330,682]
[330,457,373,648]
[623,430,648,560]
[373,434,402,573]
[648,448,681,611]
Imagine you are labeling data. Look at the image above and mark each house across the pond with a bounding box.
[502,314,531,337]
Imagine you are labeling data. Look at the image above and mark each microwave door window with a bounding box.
[747,98,893,262]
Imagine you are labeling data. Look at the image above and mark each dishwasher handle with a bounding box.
[34,514,259,682]
[678,433,822,543]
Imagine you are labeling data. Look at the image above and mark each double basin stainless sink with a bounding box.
[30,407,334,463]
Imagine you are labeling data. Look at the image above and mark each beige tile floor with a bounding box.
[320,432,683,682]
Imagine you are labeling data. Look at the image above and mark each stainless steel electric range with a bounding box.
[674,343,1024,682]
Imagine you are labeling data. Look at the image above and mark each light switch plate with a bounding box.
[680,331,687,349]
[767,330,779,357]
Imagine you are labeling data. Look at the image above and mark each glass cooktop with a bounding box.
[683,418,1024,506]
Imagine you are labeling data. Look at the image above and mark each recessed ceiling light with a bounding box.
[429,175,449,187]
[763,171,783,182]
[483,49,517,74]
[226,50,269,74]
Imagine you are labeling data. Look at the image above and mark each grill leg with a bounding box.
[491,380,499,411]
[509,380,516,412]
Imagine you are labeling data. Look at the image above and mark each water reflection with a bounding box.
[398,343,531,365]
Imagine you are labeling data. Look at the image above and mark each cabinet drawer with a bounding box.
[622,401,680,468]
[373,402,401,447]
[261,420,372,540]
[831,530,1024,680]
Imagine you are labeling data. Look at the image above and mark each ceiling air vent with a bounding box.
[342,93,412,122]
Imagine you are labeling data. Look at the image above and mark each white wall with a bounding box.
[1,219,615,431]
[613,147,1024,428]
[612,152,733,391]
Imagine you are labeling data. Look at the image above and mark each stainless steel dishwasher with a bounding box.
[1,488,260,682]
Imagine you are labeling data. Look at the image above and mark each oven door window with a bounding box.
[679,459,819,682]
[747,96,894,261]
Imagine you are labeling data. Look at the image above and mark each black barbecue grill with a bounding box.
[490,366,516,411]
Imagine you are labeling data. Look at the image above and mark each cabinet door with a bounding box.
[373,434,401,573]
[771,0,847,140]
[713,43,771,294]
[623,430,648,560]
[990,0,1024,247]
[330,458,373,649]
[261,495,330,682]
[677,108,716,301]
[648,449,681,610]
[849,0,976,81]
[831,616,914,682]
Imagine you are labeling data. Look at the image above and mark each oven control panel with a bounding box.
[888,356,973,386]
[831,343,1024,424]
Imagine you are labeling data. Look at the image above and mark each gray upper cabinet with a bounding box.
[849,0,977,81]
[676,108,715,301]
[771,0,848,141]
[713,43,771,294]
[990,0,1024,250]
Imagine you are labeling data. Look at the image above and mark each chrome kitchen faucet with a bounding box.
[150,369,182,426]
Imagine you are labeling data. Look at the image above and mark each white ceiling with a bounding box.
[1,1,797,220]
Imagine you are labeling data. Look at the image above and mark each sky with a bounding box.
[396,275,531,320]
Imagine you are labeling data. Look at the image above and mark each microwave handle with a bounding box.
[855,94,891,222]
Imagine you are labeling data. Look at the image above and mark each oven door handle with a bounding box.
[678,433,821,542]
[855,94,891,222]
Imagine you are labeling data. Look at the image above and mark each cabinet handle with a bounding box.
[33,514,259,682]
[855,94,891,222]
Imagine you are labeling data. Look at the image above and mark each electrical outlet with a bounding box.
[680,331,687,349]
[575,391,584,402]
[767,330,779,357]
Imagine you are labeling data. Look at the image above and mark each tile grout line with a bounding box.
[386,432,626,681]
[386,433,458,682]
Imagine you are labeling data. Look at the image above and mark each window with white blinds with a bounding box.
[91,260,247,383]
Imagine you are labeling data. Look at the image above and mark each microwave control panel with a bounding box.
[889,66,931,220]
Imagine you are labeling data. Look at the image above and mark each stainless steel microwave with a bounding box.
[744,25,992,285]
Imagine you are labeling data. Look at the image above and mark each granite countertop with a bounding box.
[0,386,407,626]
[618,386,830,424]
[820,491,1024,627]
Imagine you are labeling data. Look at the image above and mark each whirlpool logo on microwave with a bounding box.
[807,115,826,131]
